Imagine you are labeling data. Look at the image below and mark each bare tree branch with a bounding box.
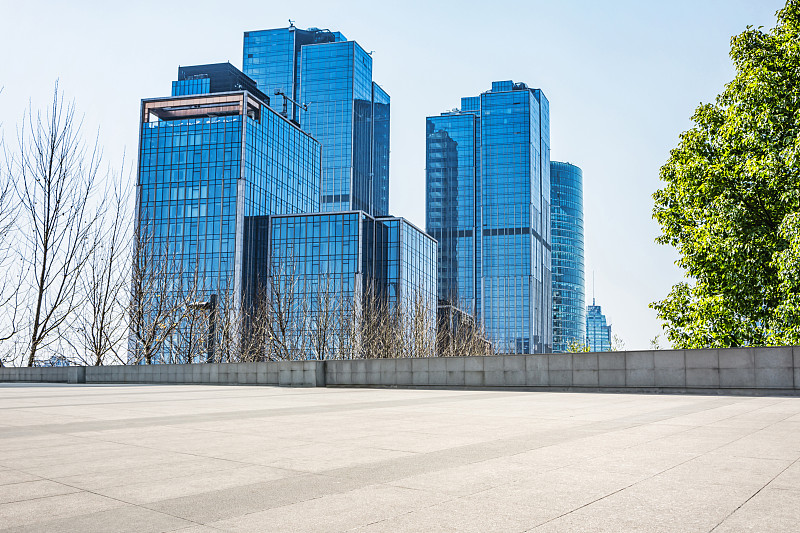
[67,162,132,365]
[127,214,196,365]
[11,82,102,366]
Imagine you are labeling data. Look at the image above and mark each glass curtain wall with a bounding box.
[425,81,552,353]
[265,212,436,357]
[135,74,320,363]
[244,26,389,217]
[586,301,611,352]
[425,113,477,315]
[372,83,390,216]
[550,161,585,352]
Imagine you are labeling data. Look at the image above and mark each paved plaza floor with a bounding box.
[1,384,799,532]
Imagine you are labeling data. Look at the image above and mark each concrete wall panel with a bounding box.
[2,346,799,393]
[446,358,465,386]
[396,358,412,386]
[754,347,793,388]
[484,356,505,387]
[686,349,719,388]
[794,346,800,390]
[525,355,548,386]
[548,354,573,387]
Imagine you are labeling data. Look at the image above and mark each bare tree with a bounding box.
[10,83,102,366]
[336,284,361,360]
[265,259,309,360]
[0,91,25,362]
[435,299,493,357]
[359,282,401,359]
[236,281,272,362]
[128,217,195,365]
[309,273,342,360]
[66,168,131,365]
[407,293,436,358]
[176,311,208,364]
[610,333,626,352]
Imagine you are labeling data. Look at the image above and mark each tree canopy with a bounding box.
[652,0,800,348]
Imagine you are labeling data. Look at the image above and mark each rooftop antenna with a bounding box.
[592,270,596,306]
[288,19,295,28]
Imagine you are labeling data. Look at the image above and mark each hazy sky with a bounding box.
[0,0,787,349]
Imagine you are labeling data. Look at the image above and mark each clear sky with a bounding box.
[0,0,787,350]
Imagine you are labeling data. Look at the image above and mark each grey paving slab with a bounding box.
[530,478,757,533]
[712,487,800,533]
[0,491,126,530]
[1,383,800,532]
[0,479,81,504]
[1,505,194,533]
[208,484,452,532]
[0,469,40,486]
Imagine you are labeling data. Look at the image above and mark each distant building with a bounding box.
[243,26,390,216]
[586,299,612,352]
[426,80,552,354]
[551,162,585,352]
[34,355,71,367]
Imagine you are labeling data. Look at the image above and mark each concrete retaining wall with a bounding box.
[327,346,799,393]
[0,361,324,387]
[0,366,70,383]
[2,346,799,394]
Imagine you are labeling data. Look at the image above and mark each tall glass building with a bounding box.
[134,63,321,360]
[261,211,437,356]
[586,299,612,352]
[426,80,552,354]
[243,26,390,216]
[550,161,585,352]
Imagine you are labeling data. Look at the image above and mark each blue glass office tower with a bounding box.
[426,80,552,354]
[243,26,390,216]
[551,162,585,352]
[134,63,321,360]
[264,212,437,356]
[586,299,612,352]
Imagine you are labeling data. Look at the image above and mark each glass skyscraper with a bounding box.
[134,63,321,360]
[586,299,612,352]
[550,161,585,352]
[243,26,390,216]
[426,80,552,354]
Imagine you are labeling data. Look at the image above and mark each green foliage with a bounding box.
[652,1,800,348]
[610,334,626,352]
[566,339,590,353]
[773,213,800,344]
[649,335,662,350]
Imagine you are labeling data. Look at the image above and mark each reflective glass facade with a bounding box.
[243,27,346,122]
[426,114,477,314]
[586,300,611,352]
[426,81,552,354]
[135,64,321,361]
[172,77,210,96]
[266,212,436,355]
[551,162,585,352]
[243,26,389,216]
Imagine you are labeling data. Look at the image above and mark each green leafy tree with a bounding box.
[773,213,800,344]
[652,1,800,348]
